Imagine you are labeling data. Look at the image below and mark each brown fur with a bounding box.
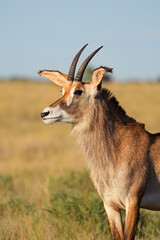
[71,88,160,239]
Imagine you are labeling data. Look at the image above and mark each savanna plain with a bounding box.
[0,80,160,240]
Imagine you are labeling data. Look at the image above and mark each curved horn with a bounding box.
[67,44,88,81]
[74,46,103,82]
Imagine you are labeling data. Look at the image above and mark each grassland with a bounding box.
[0,80,160,239]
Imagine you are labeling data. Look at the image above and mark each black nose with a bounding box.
[41,111,50,118]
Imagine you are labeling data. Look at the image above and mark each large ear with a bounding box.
[90,66,113,88]
[38,70,68,87]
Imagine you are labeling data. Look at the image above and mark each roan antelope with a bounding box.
[39,44,160,240]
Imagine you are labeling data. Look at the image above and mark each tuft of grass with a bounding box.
[137,210,160,239]
[46,171,110,239]
[0,175,14,192]
[8,195,36,216]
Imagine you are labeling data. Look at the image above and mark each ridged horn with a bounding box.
[74,46,103,82]
[67,44,88,81]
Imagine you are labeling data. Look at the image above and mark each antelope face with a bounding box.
[41,81,86,125]
[39,44,112,125]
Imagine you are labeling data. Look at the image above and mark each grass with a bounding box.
[0,80,160,239]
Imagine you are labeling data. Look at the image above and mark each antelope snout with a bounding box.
[41,111,50,118]
[41,106,72,125]
[41,106,63,125]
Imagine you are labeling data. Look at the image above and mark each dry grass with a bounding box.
[0,80,160,239]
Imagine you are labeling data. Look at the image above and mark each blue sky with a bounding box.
[1,0,160,81]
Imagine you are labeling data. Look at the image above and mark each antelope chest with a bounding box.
[90,163,147,210]
[90,169,129,210]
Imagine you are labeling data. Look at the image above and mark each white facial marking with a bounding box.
[62,87,65,96]
[67,87,76,106]
[41,106,72,125]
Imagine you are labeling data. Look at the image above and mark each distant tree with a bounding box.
[84,65,112,82]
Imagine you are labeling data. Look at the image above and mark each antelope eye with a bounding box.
[74,90,83,95]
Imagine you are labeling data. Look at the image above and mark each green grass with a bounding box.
[0,171,159,239]
[0,80,160,239]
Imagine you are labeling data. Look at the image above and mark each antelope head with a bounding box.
[39,44,112,126]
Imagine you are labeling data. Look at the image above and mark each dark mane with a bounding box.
[98,89,145,128]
